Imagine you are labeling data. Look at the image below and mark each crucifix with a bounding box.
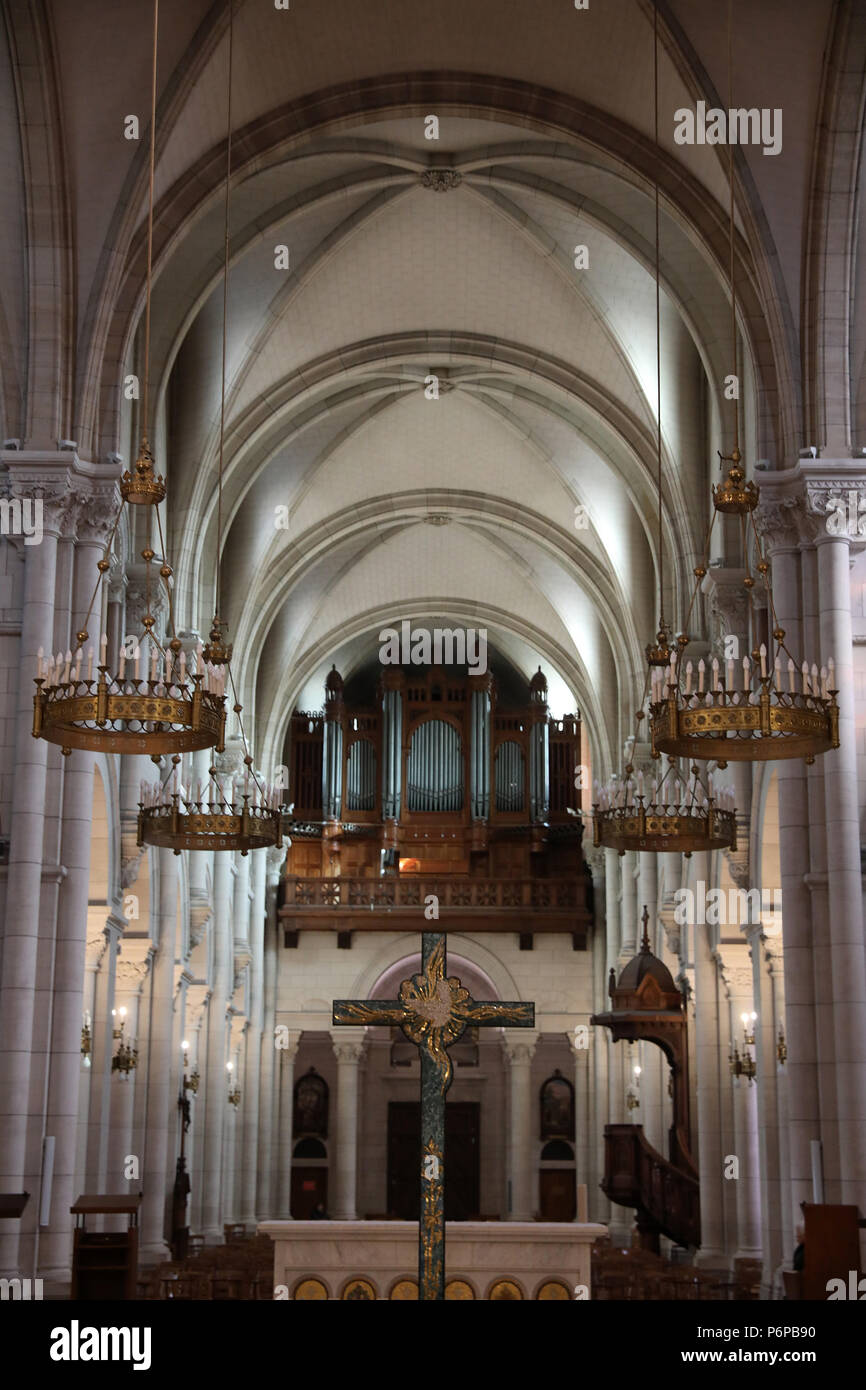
[333,931,535,1301]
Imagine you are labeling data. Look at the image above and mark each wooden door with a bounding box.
[291,1166,328,1218]
[387,1102,480,1220]
[539,1168,576,1221]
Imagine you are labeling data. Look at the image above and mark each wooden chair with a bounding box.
[211,1268,247,1299]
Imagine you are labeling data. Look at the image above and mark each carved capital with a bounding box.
[503,1030,538,1065]
[115,957,150,991]
[332,1039,365,1064]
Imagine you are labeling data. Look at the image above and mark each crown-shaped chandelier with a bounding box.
[32,0,225,760]
[647,6,837,767]
[137,2,282,859]
[138,754,282,857]
[593,4,736,857]
[594,755,736,857]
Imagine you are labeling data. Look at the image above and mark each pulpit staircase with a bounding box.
[601,1124,700,1249]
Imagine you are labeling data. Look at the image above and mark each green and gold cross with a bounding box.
[333,931,535,1300]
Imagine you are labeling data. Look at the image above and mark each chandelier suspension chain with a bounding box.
[727,0,739,460]
[653,0,665,633]
[215,0,235,611]
[141,0,159,451]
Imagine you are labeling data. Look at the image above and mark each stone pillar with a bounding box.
[0,469,67,1276]
[257,846,283,1219]
[504,1031,538,1221]
[586,846,610,1222]
[726,968,762,1260]
[619,851,638,959]
[749,924,785,1295]
[200,852,235,1240]
[85,917,124,1194]
[813,515,866,1211]
[40,496,115,1278]
[569,1027,590,1215]
[689,852,727,1267]
[139,849,179,1258]
[108,955,150,1203]
[529,678,549,823]
[330,1031,365,1220]
[276,1030,301,1218]
[240,849,266,1225]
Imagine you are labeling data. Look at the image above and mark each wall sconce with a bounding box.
[81,1010,92,1066]
[729,1044,756,1083]
[626,1088,640,1112]
[111,1007,138,1076]
[227,1060,241,1108]
[182,1040,200,1094]
[741,1011,757,1047]
[776,1025,787,1065]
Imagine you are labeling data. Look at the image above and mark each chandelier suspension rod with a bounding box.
[141,0,159,451]
[653,0,665,633]
[215,0,235,611]
[727,0,739,460]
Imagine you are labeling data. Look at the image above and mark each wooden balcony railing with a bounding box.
[279,876,589,936]
[602,1124,700,1249]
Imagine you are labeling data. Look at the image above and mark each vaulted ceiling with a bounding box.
[2,0,857,779]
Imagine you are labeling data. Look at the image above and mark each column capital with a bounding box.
[700,567,750,644]
[330,1029,366,1062]
[502,1030,538,1064]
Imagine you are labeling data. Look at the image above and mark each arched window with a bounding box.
[346,738,376,811]
[540,1070,574,1139]
[293,1067,329,1137]
[495,740,525,811]
[407,719,463,811]
[293,1137,327,1159]
[541,1139,574,1161]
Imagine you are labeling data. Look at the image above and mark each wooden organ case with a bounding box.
[280,664,591,944]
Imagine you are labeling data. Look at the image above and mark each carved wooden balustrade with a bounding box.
[602,1124,700,1249]
[280,876,588,937]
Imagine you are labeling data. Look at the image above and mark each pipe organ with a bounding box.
[283,663,590,940]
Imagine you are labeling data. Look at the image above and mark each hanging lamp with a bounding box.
[32,0,225,758]
[648,0,838,766]
[593,2,736,855]
[137,0,282,856]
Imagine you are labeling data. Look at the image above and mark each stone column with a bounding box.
[469,673,492,820]
[139,849,179,1258]
[726,968,762,1260]
[689,852,727,1267]
[585,846,610,1221]
[504,1030,538,1221]
[257,846,283,1219]
[276,1030,301,1218]
[240,849,266,1225]
[330,1031,365,1220]
[108,955,150,1201]
[569,1027,590,1216]
[40,493,115,1278]
[0,469,66,1276]
[812,504,866,1211]
[200,852,235,1240]
[749,924,784,1296]
[619,850,638,958]
[85,917,124,1194]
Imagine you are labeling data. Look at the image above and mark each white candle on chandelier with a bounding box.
[774,654,781,690]
[811,663,819,698]
[165,648,172,685]
[711,656,720,692]
[759,643,767,678]
[133,644,140,679]
[86,647,93,681]
[685,660,693,695]
[73,649,82,682]
[119,643,126,679]
[697,658,705,693]
[828,656,835,690]
[100,633,107,667]
[149,643,157,683]
[636,770,644,797]
[787,658,795,694]
[801,661,809,695]
[36,646,44,679]
[742,655,750,691]
[179,649,186,685]
[62,650,71,684]
[726,653,734,692]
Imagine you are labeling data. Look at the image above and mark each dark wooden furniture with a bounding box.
[70,1193,140,1300]
[801,1203,862,1301]
[0,1194,29,1217]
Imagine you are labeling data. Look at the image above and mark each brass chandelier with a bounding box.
[593,3,736,857]
[137,1,282,859]
[647,2,837,767]
[32,0,225,760]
